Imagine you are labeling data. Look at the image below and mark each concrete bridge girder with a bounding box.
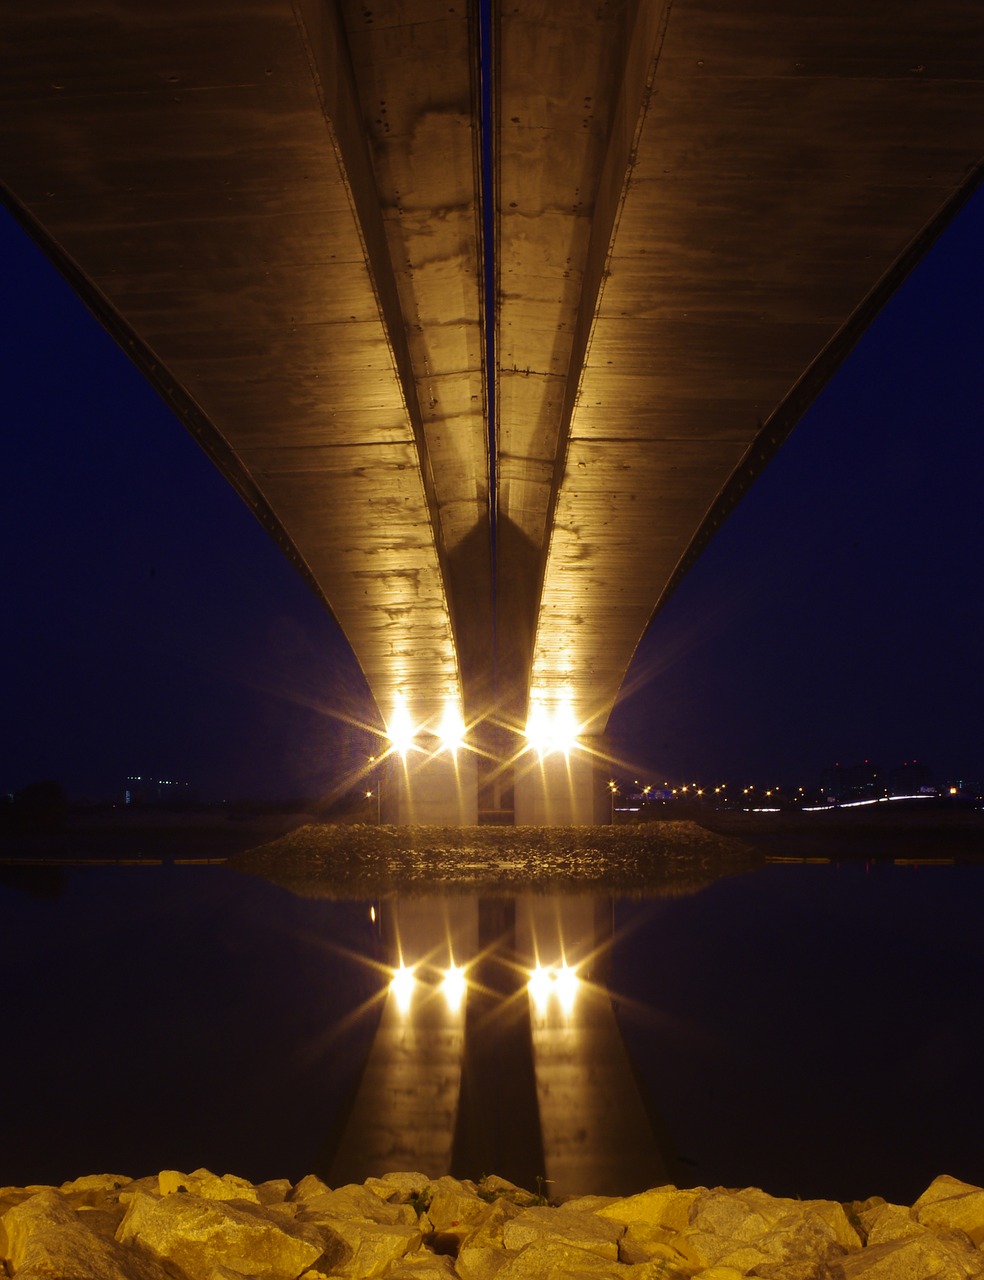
[3,1,984,822]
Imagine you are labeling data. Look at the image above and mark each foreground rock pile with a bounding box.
[2,1168,984,1279]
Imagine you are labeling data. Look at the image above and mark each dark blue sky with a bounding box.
[3,190,983,801]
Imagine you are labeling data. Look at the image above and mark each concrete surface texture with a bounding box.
[2,0,983,776]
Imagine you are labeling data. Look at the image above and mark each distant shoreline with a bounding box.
[2,801,981,870]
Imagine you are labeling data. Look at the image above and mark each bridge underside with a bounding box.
[3,1,984,821]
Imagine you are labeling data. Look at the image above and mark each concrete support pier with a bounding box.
[513,740,610,825]
[382,751,479,825]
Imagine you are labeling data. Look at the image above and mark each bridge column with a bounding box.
[382,751,479,825]
[513,739,611,826]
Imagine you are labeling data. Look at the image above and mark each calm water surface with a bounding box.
[2,856,982,1204]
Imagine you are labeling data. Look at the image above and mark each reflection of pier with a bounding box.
[328,899,475,1184]
[329,895,672,1199]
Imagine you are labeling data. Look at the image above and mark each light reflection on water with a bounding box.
[331,893,668,1199]
[2,856,983,1203]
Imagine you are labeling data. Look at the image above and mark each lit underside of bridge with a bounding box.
[3,1,983,822]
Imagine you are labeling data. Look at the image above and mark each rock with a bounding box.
[363,1172,435,1204]
[503,1205,623,1260]
[914,1174,984,1245]
[3,1188,79,1270]
[60,1173,132,1205]
[119,1176,161,1205]
[617,1223,697,1268]
[689,1186,787,1246]
[625,1257,696,1280]
[382,1252,460,1278]
[3,1190,172,1280]
[595,1186,701,1268]
[858,1200,921,1245]
[563,1195,621,1214]
[596,1184,699,1236]
[76,1204,128,1239]
[296,1180,418,1227]
[117,1188,332,1280]
[4,1168,984,1280]
[291,1174,332,1204]
[684,1187,860,1272]
[159,1168,261,1203]
[316,1217,422,1278]
[289,1181,423,1277]
[828,1229,984,1279]
[494,1239,623,1279]
[477,1176,541,1208]
[15,1225,177,1280]
[455,1196,522,1280]
[756,1203,857,1269]
[426,1176,491,1237]
[256,1180,293,1206]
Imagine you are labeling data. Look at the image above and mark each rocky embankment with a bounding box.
[3,1167,984,1280]
[232,821,762,897]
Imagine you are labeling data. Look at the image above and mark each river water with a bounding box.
[2,855,982,1205]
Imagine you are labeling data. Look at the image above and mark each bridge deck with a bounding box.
[3,0,983,778]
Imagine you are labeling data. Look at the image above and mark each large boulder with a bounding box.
[594,1184,700,1264]
[296,1181,418,1228]
[914,1175,984,1246]
[117,1188,334,1280]
[3,1188,79,1270]
[425,1177,494,1238]
[363,1172,435,1204]
[828,1229,984,1279]
[493,1239,623,1280]
[59,1174,132,1207]
[857,1199,922,1246]
[455,1196,521,1280]
[256,1180,293,1207]
[377,1251,459,1278]
[313,1218,422,1278]
[596,1185,699,1236]
[3,1189,173,1280]
[683,1187,860,1272]
[159,1169,261,1204]
[502,1205,623,1260]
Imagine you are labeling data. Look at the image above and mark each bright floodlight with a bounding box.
[437,700,466,753]
[528,963,553,1014]
[551,700,579,754]
[525,700,551,756]
[525,697,579,756]
[441,963,467,1013]
[390,964,415,1014]
[387,696,416,757]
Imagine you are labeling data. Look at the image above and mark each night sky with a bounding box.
[3,188,983,802]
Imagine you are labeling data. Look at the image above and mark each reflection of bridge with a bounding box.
[3,3,984,821]
[328,895,671,1199]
